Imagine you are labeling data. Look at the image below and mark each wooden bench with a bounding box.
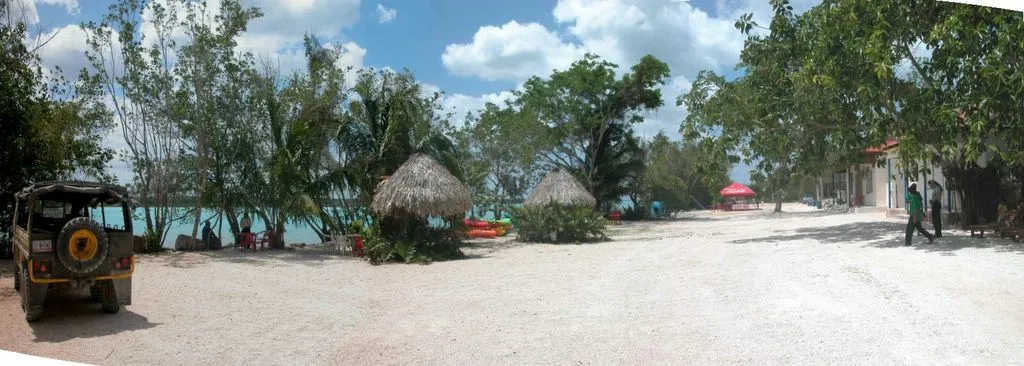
[998,227,1024,243]
[965,205,1023,238]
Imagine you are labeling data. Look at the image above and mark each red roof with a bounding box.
[864,139,899,154]
[720,182,756,198]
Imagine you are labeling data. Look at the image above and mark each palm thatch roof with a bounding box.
[524,168,596,208]
[371,153,472,217]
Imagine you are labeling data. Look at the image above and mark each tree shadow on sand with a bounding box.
[146,248,363,269]
[29,291,160,343]
[461,238,527,259]
[729,220,1024,255]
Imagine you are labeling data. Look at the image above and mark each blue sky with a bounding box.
[20,0,822,184]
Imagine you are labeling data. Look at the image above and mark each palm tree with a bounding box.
[340,68,463,208]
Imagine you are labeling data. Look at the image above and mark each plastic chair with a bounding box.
[239,232,257,252]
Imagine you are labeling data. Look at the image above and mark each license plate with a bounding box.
[31,240,52,252]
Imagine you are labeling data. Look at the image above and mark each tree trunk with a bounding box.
[223,203,240,246]
[189,193,203,250]
[273,213,286,249]
[943,161,1002,226]
[773,189,783,213]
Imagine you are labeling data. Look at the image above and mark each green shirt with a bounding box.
[906,192,924,221]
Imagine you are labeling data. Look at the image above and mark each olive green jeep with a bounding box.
[10,181,138,322]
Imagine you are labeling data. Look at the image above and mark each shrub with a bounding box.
[514,204,608,243]
[362,216,464,265]
[140,228,165,253]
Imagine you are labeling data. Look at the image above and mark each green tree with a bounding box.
[81,0,190,248]
[682,0,861,212]
[174,0,263,245]
[631,133,731,213]
[341,68,463,207]
[516,53,670,210]
[1,2,114,258]
[459,102,545,217]
[804,0,1023,224]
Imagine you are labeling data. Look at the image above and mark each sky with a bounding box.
[14,0,823,184]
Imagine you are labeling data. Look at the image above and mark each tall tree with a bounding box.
[804,0,1023,224]
[174,0,262,243]
[516,53,670,209]
[459,102,545,217]
[81,0,188,247]
[341,68,463,207]
[1,1,114,257]
[682,0,863,212]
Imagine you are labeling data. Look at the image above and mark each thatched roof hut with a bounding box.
[371,153,472,217]
[524,168,596,208]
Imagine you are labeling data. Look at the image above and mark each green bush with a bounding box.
[514,204,608,243]
[140,228,165,253]
[362,216,464,265]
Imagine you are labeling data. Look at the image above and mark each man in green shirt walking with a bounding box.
[905,182,935,246]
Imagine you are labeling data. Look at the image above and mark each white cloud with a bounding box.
[39,0,78,14]
[442,90,518,126]
[376,4,397,23]
[634,75,692,139]
[440,0,821,140]
[7,0,79,25]
[35,24,93,80]
[442,20,585,82]
[237,0,363,75]
[29,0,366,82]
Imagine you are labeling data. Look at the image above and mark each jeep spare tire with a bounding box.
[55,217,109,275]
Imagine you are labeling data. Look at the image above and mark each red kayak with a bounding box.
[463,219,493,228]
[468,229,497,238]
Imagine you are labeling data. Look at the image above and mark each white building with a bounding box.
[819,139,961,220]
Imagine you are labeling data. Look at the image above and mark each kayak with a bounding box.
[463,219,493,228]
[468,229,497,238]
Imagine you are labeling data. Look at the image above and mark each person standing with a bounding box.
[927,180,944,238]
[905,182,935,246]
[240,213,252,233]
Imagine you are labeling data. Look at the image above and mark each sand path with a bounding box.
[1,204,1023,365]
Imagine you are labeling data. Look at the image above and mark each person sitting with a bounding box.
[201,221,221,250]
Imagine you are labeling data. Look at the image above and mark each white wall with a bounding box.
[881,148,961,212]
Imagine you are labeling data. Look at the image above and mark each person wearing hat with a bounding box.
[905,182,935,245]
[927,180,944,238]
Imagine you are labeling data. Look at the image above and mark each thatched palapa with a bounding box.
[371,153,472,217]
[524,168,596,208]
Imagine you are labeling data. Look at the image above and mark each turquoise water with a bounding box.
[92,196,638,247]
[92,206,518,247]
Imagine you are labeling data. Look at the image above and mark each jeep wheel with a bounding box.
[99,281,119,314]
[55,217,110,275]
[22,267,43,322]
[26,309,43,322]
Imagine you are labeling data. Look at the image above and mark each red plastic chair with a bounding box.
[352,235,365,257]
[239,232,256,252]
[608,210,622,224]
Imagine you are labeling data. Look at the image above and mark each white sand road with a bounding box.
[2,203,1024,365]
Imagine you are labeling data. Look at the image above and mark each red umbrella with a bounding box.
[720,182,756,198]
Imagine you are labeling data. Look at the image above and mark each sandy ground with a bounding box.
[2,203,1024,365]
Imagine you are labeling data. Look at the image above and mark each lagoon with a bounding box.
[94,197,638,247]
